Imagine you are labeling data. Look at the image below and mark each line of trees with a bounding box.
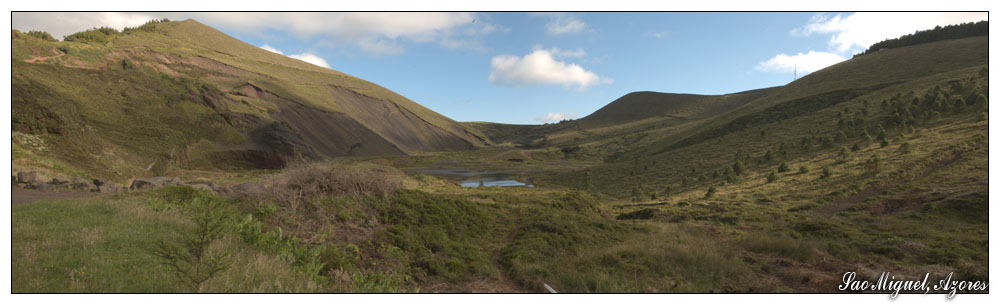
[857,21,988,57]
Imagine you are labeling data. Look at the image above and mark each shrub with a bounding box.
[778,162,790,173]
[766,171,778,184]
[836,147,852,163]
[732,161,746,176]
[64,27,120,43]
[616,208,657,220]
[224,162,406,216]
[880,138,890,148]
[819,166,832,179]
[851,143,861,152]
[898,142,911,154]
[25,30,56,41]
[320,243,360,273]
[704,186,717,199]
[864,154,880,173]
[798,165,810,174]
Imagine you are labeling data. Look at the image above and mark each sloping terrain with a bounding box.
[11,20,486,180]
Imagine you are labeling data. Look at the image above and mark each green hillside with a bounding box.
[11,20,989,293]
[12,20,487,181]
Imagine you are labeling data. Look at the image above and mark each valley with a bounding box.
[10,18,989,294]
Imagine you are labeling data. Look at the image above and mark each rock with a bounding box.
[70,177,97,191]
[186,180,215,188]
[30,181,54,191]
[17,172,39,184]
[92,178,110,187]
[98,182,121,193]
[186,181,216,191]
[187,183,215,193]
[130,178,164,190]
[164,177,183,186]
[51,177,70,185]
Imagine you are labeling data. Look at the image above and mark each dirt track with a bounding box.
[11,188,102,205]
[24,48,66,63]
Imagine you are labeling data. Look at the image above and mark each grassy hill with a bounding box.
[12,20,487,181]
[11,21,989,293]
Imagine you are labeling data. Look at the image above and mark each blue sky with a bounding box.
[11,12,988,124]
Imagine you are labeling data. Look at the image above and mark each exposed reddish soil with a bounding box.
[24,48,65,63]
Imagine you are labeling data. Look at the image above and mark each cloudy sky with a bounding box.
[11,12,988,124]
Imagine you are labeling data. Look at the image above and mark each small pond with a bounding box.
[405,168,534,188]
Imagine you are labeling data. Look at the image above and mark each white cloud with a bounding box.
[287,53,331,69]
[755,51,846,74]
[259,44,283,54]
[531,45,586,58]
[793,12,988,53]
[489,48,610,90]
[12,12,497,55]
[257,45,330,69]
[534,13,587,36]
[536,112,576,123]
[651,31,670,39]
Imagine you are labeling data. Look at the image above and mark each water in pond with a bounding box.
[405,169,534,188]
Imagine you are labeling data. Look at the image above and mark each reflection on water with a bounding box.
[406,168,534,188]
[460,178,532,187]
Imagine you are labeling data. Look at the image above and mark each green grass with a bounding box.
[11,193,322,292]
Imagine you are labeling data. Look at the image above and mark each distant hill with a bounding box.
[12,20,488,179]
[532,35,988,198]
[857,20,987,56]
[576,88,775,129]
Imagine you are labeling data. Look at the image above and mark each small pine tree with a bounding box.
[880,138,890,148]
[763,150,773,162]
[864,154,880,173]
[820,166,832,179]
[704,186,717,199]
[778,162,791,173]
[767,171,778,183]
[733,160,746,176]
[799,165,810,174]
[851,143,861,152]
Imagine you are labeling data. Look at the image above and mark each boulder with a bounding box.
[70,177,97,191]
[130,178,164,190]
[30,181,54,191]
[164,177,184,186]
[92,178,110,187]
[98,182,121,193]
[17,172,39,184]
[51,177,70,185]
[186,181,216,191]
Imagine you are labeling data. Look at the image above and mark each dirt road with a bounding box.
[11,188,102,205]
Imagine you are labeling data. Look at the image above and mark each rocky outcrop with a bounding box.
[130,176,183,190]
[13,172,223,196]
[70,177,97,191]
[16,172,41,184]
